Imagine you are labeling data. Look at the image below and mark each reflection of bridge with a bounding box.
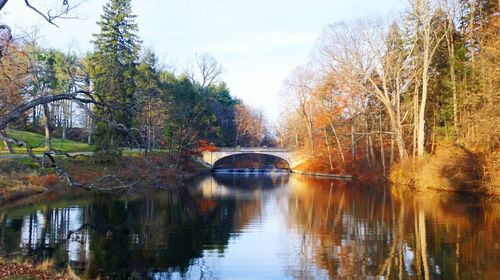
[201,147,306,170]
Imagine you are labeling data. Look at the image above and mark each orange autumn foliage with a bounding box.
[26,174,59,187]
[198,140,218,152]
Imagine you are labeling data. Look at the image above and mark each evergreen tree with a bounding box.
[91,0,141,156]
[136,49,163,153]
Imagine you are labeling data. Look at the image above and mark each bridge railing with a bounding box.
[212,147,292,152]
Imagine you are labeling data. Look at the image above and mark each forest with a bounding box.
[278,0,499,197]
[0,0,498,197]
[0,0,271,179]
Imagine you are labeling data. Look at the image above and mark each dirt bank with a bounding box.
[0,154,210,205]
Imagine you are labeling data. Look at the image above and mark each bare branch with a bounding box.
[195,53,223,90]
[0,0,8,11]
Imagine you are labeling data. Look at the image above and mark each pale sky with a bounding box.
[0,0,406,121]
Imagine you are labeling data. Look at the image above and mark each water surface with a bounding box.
[0,174,498,279]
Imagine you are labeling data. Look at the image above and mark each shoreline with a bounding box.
[291,170,353,180]
[1,152,497,206]
[0,155,211,206]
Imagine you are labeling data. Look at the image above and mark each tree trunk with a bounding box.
[87,104,94,145]
[416,1,443,157]
[306,118,315,154]
[32,106,37,128]
[365,117,373,167]
[369,134,375,167]
[328,121,345,163]
[69,101,73,128]
[413,86,419,158]
[379,114,386,176]
[468,2,475,65]
[387,109,407,161]
[324,130,334,171]
[417,26,431,157]
[448,35,459,138]
[235,129,240,146]
[43,103,52,151]
[351,122,356,168]
[390,133,394,166]
[442,0,458,129]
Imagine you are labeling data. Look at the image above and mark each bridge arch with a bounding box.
[201,148,305,170]
[212,153,291,170]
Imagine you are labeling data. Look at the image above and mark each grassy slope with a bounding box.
[0,129,93,154]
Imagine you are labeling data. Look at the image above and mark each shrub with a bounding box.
[391,144,480,194]
[390,157,423,191]
[415,144,479,192]
[480,150,500,198]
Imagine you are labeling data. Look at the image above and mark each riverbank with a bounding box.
[391,145,500,200]
[0,158,59,203]
[0,153,210,205]
[0,259,76,280]
[291,170,353,179]
[289,144,499,200]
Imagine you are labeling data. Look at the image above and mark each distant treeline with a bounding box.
[0,0,274,162]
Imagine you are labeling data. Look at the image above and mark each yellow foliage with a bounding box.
[390,158,422,191]
[36,259,54,271]
[416,145,479,192]
[481,150,500,199]
[391,144,481,195]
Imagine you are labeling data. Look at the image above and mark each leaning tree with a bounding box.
[0,0,153,191]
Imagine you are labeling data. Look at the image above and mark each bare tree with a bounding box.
[0,0,83,27]
[234,104,266,147]
[194,53,223,90]
[319,19,415,161]
[409,0,446,156]
[0,0,85,57]
[284,65,317,154]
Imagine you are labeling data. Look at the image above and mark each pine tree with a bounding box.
[91,0,141,156]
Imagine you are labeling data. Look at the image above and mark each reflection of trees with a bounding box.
[0,186,263,279]
[286,175,500,279]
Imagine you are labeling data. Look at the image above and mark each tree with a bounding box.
[135,48,163,153]
[409,0,446,156]
[22,34,65,151]
[240,104,266,147]
[205,82,240,146]
[91,0,141,155]
[441,0,461,137]
[311,72,347,165]
[190,53,223,92]
[0,43,28,153]
[320,20,412,161]
[161,74,217,165]
[284,65,317,154]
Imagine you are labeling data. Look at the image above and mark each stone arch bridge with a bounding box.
[201,147,305,170]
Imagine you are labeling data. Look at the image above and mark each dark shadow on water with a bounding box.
[211,172,290,190]
[0,185,264,279]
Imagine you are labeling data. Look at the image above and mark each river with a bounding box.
[0,173,499,279]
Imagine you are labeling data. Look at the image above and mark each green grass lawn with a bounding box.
[0,129,93,154]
